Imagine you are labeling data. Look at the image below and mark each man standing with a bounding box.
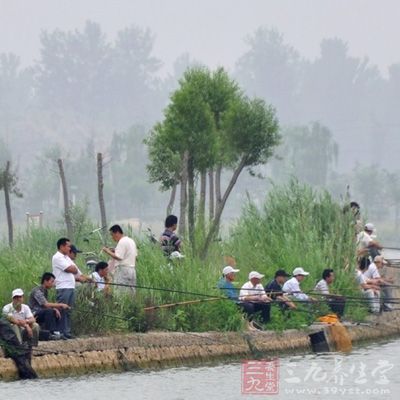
[102,224,138,295]
[160,215,182,257]
[2,289,39,346]
[29,272,70,339]
[52,238,79,339]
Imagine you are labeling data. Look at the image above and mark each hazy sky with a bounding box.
[0,0,399,75]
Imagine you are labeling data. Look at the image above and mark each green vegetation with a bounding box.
[0,181,366,335]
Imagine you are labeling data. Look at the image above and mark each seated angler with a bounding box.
[90,261,112,296]
[265,269,296,310]
[282,267,316,303]
[314,269,346,317]
[29,273,70,340]
[2,289,39,346]
[355,257,380,314]
[239,271,272,329]
[217,265,240,300]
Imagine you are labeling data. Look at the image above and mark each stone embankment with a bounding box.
[1,311,400,380]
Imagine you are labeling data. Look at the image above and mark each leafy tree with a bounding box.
[235,28,302,123]
[271,122,338,187]
[147,66,280,256]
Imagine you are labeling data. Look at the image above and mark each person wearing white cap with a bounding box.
[356,223,382,258]
[2,289,39,346]
[282,267,314,302]
[239,271,272,327]
[363,255,394,311]
[217,266,240,300]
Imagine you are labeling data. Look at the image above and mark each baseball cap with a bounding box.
[12,288,24,298]
[292,267,310,276]
[249,271,264,280]
[365,223,375,232]
[222,266,240,276]
[70,245,82,254]
[374,255,388,265]
[275,269,290,278]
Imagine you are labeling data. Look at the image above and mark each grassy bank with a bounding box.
[0,181,365,335]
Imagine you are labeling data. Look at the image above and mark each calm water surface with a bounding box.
[1,339,399,400]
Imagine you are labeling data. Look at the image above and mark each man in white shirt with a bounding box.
[355,257,380,314]
[283,267,314,302]
[314,269,346,316]
[364,255,394,311]
[2,289,39,346]
[356,223,382,258]
[239,271,272,328]
[102,224,138,295]
[52,237,79,339]
[314,269,334,295]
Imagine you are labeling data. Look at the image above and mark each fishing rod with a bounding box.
[80,281,400,306]
[143,297,222,311]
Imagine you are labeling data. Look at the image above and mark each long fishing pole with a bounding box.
[80,281,400,306]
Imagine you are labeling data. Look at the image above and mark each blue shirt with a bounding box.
[217,277,239,300]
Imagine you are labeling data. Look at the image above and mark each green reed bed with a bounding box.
[0,181,365,335]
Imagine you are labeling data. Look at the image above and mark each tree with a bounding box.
[0,161,22,247]
[57,159,73,240]
[147,67,280,256]
[271,122,338,187]
[97,153,107,233]
[235,28,302,124]
[35,21,111,118]
[202,96,280,256]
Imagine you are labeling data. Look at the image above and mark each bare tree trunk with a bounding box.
[215,165,222,209]
[97,153,107,234]
[208,169,214,220]
[201,157,247,259]
[4,161,13,247]
[198,171,206,229]
[166,183,177,216]
[187,156,195,249]
[179,151,189,238]
[57,159,73,241]
[108,165,117,221]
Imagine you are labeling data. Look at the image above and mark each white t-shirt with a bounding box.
[115,236,137,267]
[355,269,367,286]
[363,263,381,280]
[2,303,33,320]
[282,277,309,301]
[239,281,266,300]
[314,279,330,294]
[52,251,76,289]
[357,231,373,251]
[90,271,105,291]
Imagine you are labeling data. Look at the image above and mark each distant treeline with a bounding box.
[0,22,399,231]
